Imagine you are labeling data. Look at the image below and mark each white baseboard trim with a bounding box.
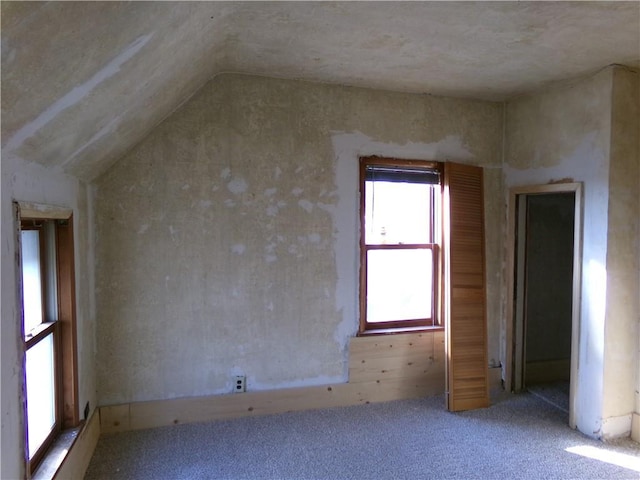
[601,413,632,440]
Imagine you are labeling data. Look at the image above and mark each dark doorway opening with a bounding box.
[509,185,582,427]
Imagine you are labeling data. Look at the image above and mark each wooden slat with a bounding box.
[99,404,131,434]
[349,352,441,383]
[349,331,445,386]
[445,162,489,412]
[349,331,442,360]
[350,375,444,402]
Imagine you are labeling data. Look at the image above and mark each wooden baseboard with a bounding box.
[53,410,100,480]
[101,375,445,434]
[101,331,447,434]
[100,331,500,434]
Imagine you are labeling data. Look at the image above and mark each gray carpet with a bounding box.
[85,392,640,480]
[528,381,571,413]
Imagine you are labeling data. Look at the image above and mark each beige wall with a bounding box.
[95,74,503,405]
[505,68,612,437]
[603,67,640,434]
[504,66,640,439]
[1,156,97,480]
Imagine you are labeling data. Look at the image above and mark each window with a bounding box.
[18,212,79,474]
[359,157,443,333]
[358,159,490,409]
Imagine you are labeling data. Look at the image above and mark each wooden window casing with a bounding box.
[359,157,443,334]
[18,211,79,475]
[55,218,79,430]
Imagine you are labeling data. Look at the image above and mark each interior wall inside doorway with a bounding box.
[524,193,575,385]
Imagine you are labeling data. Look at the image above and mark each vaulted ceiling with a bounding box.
[2,1,639,182]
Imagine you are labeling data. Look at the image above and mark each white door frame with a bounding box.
[505,183,583,429]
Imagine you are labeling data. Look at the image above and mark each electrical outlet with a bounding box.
[234,375,246,393]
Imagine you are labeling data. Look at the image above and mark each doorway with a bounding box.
[505,183,582,428]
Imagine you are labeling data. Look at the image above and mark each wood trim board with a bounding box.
[99,330,500,434]
[101,331,447,434]
[52,410,100,480]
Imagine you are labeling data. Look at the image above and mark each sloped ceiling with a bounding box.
[2,1,639,182]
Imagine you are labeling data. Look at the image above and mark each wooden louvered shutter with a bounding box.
[444,162,489,411]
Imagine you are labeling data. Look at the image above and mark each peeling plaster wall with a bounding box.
[602,67,639,438]
[505,69,612,438]
[0,157,96,479]
[505,66,639,439]
[95,73,502,406]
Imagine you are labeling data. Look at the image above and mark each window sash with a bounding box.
[25,324,59,464]
[364,180,436,245]
[362,244,439,329]
[20,225,47,335]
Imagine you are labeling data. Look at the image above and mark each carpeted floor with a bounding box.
[527,381,571,413]
[85,392,640,480]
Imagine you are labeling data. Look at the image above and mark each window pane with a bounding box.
[365,181,432,244]
[26,333,56,459]
[21,230,43,334]
[367,249,433,323]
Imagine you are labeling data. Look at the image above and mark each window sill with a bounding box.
[32,425,82,480]
[358,325,444,336]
